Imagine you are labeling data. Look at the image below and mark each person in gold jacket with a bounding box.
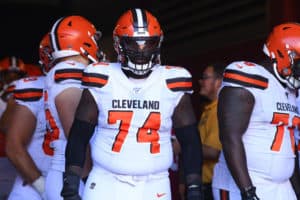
[198,62,225,200]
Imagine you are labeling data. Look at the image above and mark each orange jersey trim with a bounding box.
[6,85,15,93]
[14,88,43,101]
[223,69,268,89]
[82,72,108,88]
[2,85,15,100]
[54,69,83,83]
[166,77,193,92]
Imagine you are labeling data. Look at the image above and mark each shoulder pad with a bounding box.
[81,62,111,88]
[163,66,193,92]
[223,61,269,90]
[15,76,45,90]
[52,61,84,83]
[14,76,44,101]
[54,68,83,83]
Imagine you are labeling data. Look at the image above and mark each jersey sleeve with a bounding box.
[53,63,83,86]
[222,61,269,90]
[13,76,44,116]
[48,61,84,95]
[81,62,110,89]
[163,66,193,94]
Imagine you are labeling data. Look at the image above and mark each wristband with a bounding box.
[32,176,45,196]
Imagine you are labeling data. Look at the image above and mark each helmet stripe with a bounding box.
[50,17,64,51]
[10,56,17,69]
[131,9,148,33]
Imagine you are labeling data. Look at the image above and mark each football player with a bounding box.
[212,23,300,199]
[5,33,53,200]
[0,56,27,199]
[61,8,203,200]
[43,15,102,200]
[0,56,27,128]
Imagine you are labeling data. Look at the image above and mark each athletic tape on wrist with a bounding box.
[32,176,45,195]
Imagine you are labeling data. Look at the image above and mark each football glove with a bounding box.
[61,170,81,200]
[186,184,203,200]
[241,186,260,200]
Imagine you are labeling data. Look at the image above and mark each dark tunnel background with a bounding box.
[0,0,300,116]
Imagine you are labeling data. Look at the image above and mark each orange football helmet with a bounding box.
[263,22,300,89]
[24,64,44,76]
[0,56,27,84]
[0,56,26,73]
[113,8,163,76]
[39,32,53,73]
[50,15,101,63]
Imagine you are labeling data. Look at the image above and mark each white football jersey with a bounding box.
[14,76,51,175]
[44,60,85,171]
[82,62,193,175]
[296,92,300,169]
[213,61,299,192]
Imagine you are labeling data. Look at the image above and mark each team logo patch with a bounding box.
[133,87,141,93]
[90,182,96,189]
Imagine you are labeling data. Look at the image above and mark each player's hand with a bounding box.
[241,186,260,200]
[61,170,81,200]
[186,184,203,200]
[32,176,46,199]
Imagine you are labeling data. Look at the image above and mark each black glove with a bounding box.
[241,186,260,200]
[186,184,203,200]
[61,170,81,200]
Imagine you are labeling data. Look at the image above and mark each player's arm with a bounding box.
[202,145,220,160]
[61,89,98,200]
[0,97,16,133]
[55,87,83,138]
[5,103,45,194]
[173,93,203,200]
[56,87,93,180]
[218,86,259,199]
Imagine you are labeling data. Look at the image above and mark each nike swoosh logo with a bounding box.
[156,193,166,198]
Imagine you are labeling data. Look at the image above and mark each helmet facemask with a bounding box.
[286,52,300,89]
[118,36,161,76]
[272,51,300,89]
[263,23,300,90]
[113,8,164,77]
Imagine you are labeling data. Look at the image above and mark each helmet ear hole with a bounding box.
[282,67,291,76]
